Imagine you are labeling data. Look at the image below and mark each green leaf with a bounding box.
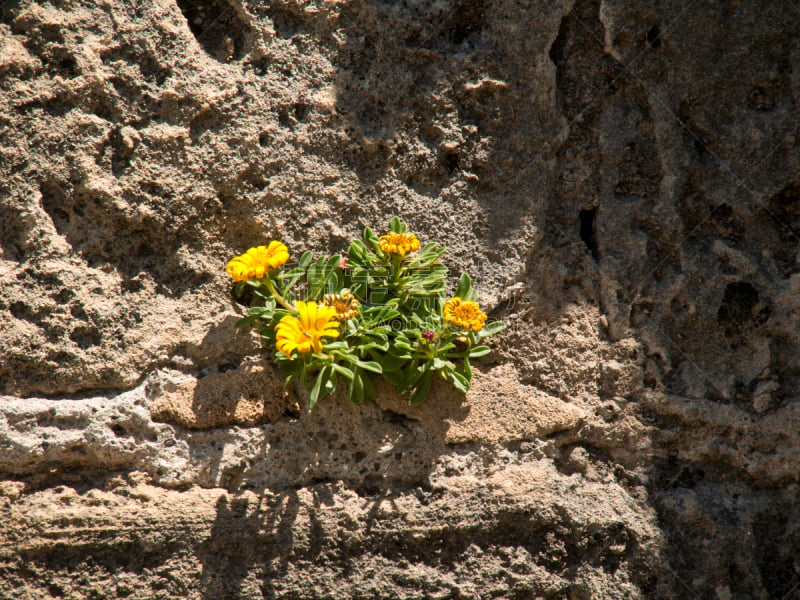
[364,226,383,254]
[389,216,406,233]
[362,372,377,402]
[380,353,410,372]
[362,341,390,354]
[348,240,368,264]
[453,273,478,302]
[432,358,450,371]
[309,367,328,408]
[396,364,425,396]
[235,316,255,329]
[355,360,382,374]
[384,368,405,386]
[408,242,445,267]
[410,370,433,404]
[283,372,298,389]
[348,370,364,403]
[323,374,336,395]
[324,342,349,352]
[479,320,506,337]
[450,370,470,394]
[468,345,491,358]
[331,363,355,380]
[463,356,472,381]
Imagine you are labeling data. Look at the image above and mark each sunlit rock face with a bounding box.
[1,0,799,597]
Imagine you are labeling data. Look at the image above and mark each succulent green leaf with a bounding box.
[450,370,470,394]
[349,370,364,403]
[468,345,491,358]
[410,370,433,404]
[389,216,406,233]
[331,363,355,380]
[355,360,382,374]
[479,320,506,337]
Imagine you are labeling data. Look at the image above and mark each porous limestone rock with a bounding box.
[1,0,800,597]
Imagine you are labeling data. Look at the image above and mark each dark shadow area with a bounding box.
[175,0,253,62]
[198,494,271,599]
[579,208,599,261]
[541,1,800,596]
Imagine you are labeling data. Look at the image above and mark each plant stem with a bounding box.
[264,278,297,312]
[390,255,403,288]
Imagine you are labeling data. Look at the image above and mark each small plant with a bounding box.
[227,217,505,407]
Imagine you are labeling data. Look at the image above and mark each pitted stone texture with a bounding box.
[0,0,571,397]
[376,363,586,444]
[0,458,662,600]
[0,386,187,482]
[149,358,291,429]
[0,382,443,491]
[1,0,800,597]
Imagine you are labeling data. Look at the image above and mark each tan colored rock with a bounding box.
[377,363,585,444]
[149,359,291,429]
[1,0,799,596]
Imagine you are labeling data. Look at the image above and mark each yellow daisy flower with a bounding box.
[323,290,360,321]
[275,300,340,358]
[443,297,487,332]
[226,241,289,281]
[378,231,420,258]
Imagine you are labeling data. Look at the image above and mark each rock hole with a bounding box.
[277,108,293,129]
[69,304,88,320]
[70,326,102,349]
[251,57,270,76]
[266,5,307,40]
[693,136,710,158]
[579,208,599,261]
[717,282,759,325]
[293,102,310,122]
[754,507,800,600]
[442,150,460,173]
[449,0,486,45]
[230,282,255,307]
[9,301,29,321]
[217,360,238,373]
[40,180,71,236]
[111,423,127,437]
[107,127,133,176]
[175,0,251,62]
[0,202,26,262]
[748,84,776,112]
[645,25,661,48]
[120,278,143,293]
[358,473,384,496]
[51,289,75,304]
[717,282,769,335]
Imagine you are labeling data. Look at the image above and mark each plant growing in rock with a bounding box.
[227,217,505,407]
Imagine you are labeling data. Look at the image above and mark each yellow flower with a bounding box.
[443,297,487,332]
[378,231,420,258]
[226,241,289,281]
[323,290,360,321]
[275,300,340,358]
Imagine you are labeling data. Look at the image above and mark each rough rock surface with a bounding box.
[1,0,799,597]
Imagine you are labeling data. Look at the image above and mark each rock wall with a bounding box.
[1,0,799,597]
